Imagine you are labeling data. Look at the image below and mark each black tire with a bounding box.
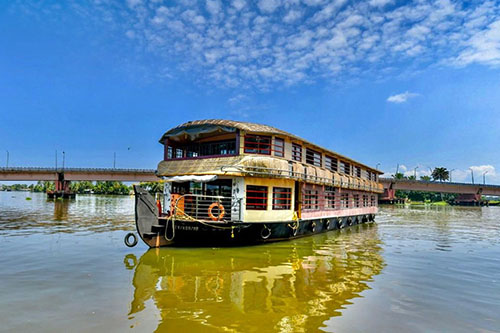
[261,225,271,240]
[124,232,138,247]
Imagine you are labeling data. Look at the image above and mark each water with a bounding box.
[0,192,499,332]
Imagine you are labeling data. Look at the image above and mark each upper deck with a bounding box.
[157,119,383,193]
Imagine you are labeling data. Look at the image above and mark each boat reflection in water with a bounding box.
[125,223,384,332]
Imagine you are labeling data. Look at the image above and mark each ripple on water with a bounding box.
[1,193,500,332]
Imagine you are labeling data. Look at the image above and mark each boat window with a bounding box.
[274,137,284,157]
[272,187,291,210]
[356,167,361,178]
[175,148,184,159]
[166,139,236,160]
[325,156,338,172]
[292,143,302,162]
[303,190,319,210]
[363,194,368,207]
[340,161,351,175]
[244,135,271,155]
[325,186,336,209]
[246,185,268,210]
[371,195,377,206]
[306,148,322,167]
[341,193,349,208]
[353,194,360,208]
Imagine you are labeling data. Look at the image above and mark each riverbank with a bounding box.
[406,200,450,206]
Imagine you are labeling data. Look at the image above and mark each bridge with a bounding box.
[379,178,500,204]
[2,168,500,202]
[0,167,158,182]
[0,167,159,197]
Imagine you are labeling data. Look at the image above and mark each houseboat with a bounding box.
[131,119,383,248]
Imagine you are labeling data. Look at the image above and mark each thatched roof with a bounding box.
[159,119,382,174]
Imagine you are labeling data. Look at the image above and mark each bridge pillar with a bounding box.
[48,172,74,199]
[453,193,484,206]
[382,188,396,200]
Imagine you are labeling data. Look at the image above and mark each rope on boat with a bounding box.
[163,205,238,242]
[287,212,300,236]
[164,215,175,241]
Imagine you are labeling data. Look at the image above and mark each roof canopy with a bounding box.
[159,119,382,174]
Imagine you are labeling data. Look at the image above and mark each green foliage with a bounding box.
[431,167,449,182]
[139,181,164,194]
[396,190,457,202]
[32,181,55,192]
[2,181,131,195]
[92,181,131,195]
[393,172,406,179]
[420,175,432,181]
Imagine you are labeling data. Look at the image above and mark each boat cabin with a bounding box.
[156,119,383,224]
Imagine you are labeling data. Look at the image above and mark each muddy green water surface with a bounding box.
[0,191,499,332]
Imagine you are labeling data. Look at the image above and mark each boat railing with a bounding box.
[220,165,383,193]
[172,193,240,222]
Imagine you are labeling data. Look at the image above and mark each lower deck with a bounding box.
[162,176,379,223]
[140,212,376,247]
[134,175,379,247]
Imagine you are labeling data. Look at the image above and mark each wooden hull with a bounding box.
[145,216,375,247]
[134,186,376,248]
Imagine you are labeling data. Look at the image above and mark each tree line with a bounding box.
[393,167,450,182]
[0,181,163,195]
[392,167,454,202]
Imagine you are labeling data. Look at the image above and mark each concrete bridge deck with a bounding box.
[2,168,500,196]
[0,167,158,182]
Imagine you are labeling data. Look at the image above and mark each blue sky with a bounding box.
[1,0,500,183]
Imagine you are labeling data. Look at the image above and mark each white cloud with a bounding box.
[25,0,500,90]
[283,9,302,23]
[369,0,393,8]
[453,20,500,67]
[232,0,246,11]
[387,91,420,103]
[470,165,496,178]
[302,0,325,6]
[258,0,281,13]
[126,0,141,8]
[206,0,221,16]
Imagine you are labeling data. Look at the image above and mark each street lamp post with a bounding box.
[483,171,488,185]
[376,163,380,170]
[470,168,474,184]
[6,150,9,168]
[113,152,116,169]
[62,151,65,170]
[414,166,419,179]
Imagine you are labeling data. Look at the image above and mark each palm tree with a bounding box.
[431,167,449,182]
[420,175,432,181]
[393,172,406,180]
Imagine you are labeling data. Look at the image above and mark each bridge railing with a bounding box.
[379,178,500,189]
[0,167,156,174]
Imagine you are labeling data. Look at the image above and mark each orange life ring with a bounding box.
[208,202,225,221]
